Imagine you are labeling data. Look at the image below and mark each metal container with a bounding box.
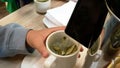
[96,0,120,67]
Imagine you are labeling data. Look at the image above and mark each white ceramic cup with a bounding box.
[34,0,51,13]
[44,30,81,68]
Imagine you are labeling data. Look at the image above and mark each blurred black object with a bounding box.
[65,0,108,48]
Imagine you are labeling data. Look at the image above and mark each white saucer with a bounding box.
[21,46,88,68]
[21,50,46,68]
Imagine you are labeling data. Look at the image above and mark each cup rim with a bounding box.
[105,0,120,21]
[34,0,49,3]
[46,30,80,58]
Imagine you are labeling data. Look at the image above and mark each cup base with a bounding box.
[36,11,46,14]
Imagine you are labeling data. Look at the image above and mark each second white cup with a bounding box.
[34,0,51,14]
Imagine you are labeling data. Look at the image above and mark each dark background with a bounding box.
[0,1,9,19]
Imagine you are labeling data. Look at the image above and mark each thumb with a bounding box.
[36,43,49,58]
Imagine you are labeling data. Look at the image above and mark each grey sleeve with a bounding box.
[0,23,34,57]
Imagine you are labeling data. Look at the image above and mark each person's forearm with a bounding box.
[0,23,34,57]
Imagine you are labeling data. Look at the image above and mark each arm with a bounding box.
[0,23,34,57]
[0,23,65,58]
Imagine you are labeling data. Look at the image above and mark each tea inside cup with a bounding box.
[47,30,78,56]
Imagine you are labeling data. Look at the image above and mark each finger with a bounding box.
[40,26,66,41]
[42,26,65,36]
[49,26,65,31]
[36,42,49,58]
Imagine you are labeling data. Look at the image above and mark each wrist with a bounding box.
[26,29,35,53]
[25,41,35,53]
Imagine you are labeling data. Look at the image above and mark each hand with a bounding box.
[26,26,65,58]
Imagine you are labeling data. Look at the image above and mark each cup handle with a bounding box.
[44,55,56,68]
